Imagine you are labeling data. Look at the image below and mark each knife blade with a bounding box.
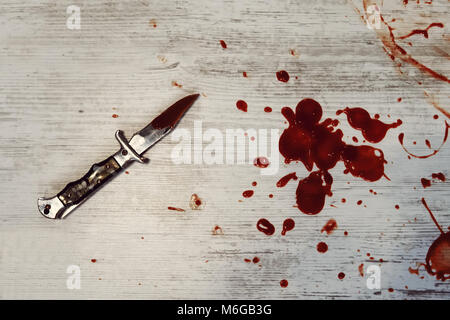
[38,94,200,219]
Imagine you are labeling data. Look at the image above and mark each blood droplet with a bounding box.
[317,242,328,253]
[281,218,295,236]
[257,218,275,236]
[321,219,338,235]
[219,40,227,49]
[253,156,270,168]
[276,70,290,82]
[236,100,248,112]
[243,190,254,198]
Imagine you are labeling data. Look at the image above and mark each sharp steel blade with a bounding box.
[128,94,199,155]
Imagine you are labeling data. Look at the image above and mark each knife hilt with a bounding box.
[37,130,148,219]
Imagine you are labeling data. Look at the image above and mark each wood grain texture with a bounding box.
[0,0,449,299]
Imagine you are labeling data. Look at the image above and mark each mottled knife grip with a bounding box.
[38,130,147,220]
[57,157,121,207]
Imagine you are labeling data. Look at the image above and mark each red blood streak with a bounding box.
[281,218,295,236]
[425,139,432,149]
[422,198,450,281]
[91,259,97,263]
[352,136,358,143]
[321,219,338,235]
[244,258,251,263]
[336,107,402,143]
[253,156,270,168]
[338,272,345,280]
[276,172,298,188]
[317,242,328,253]
[264,106,272,113]
[398,122,449,159]
[279,98,388,215]
[171,81,183,88]
[432,173,446,182]
[112,114,119,118]
[421,178,431,188]
[280,279,288,288]
[236,100,248,112]
[398,23,444,40]
[408,267,419,275]
[243,190,254,198]
[151,94,199,129]
[252,257,260,264]
[168,206,185,212]
[257,218,275,236]
[358,264,364,277]
[219,40,227,49]
[276,70,290,82]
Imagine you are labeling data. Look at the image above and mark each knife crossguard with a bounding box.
[37,130,148,219]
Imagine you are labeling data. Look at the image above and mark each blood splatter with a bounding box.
[421,198,450,281]
[358,263,364,277]
[168,206,185,212]
[398,23,444,40]
[276,172,298,188]
[189,193,203,210]
[264,106,272,113]
[212,225,224,235]
[219,40,227,49]
[112,114,119,118]
[421,178,431,188]
[243,190,254,198]
[432,173,446,182]
[276,70,290,82]
[317,242,328,253]
[279,98,388,215]
[236,100,248,112]
[252,181,257,187]
[338,272,346,280]
[253,156,270,168]
[280,279,289,288]
[336,107,402,143]
[91,259,97,263]
[321,219,338,235]
[243,72,248,78]
[281,218,295,236]
[252,257,260,264]
[257,218,275,236]
[171,81,183,88]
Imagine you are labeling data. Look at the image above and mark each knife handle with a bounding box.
[38,130,147,219]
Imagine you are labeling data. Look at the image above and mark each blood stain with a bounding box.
[358,263,364,277]
[398,122,449,159]
[336,107,402,143]
[281,218,295,236]
[398,23,444,40]
[243,72,248,78]
[171,81,183,88]
[268,194,274,198]
[212,225,224,235]
[432,173,446,182]
[257,218,275,236]
[276,172,298,188]
[395,205,400,210]
[168,206,185,212]
[338,272,346,280]
[112,114,119,118]
[317,242,328,253]
[280,279,289,288]
[243,190,254,198]
[421,198,450,280]
[421,178,431,188]
[276,70,290,82]
[253,156,270,168]
[236,100,248,112]
[252,257,260,264]
[190,193,203,210]
[91,259,97,263]
[264,106,272,113]
[321,219,338,235]
[252,181,257,187]
[279,98,388,215]
[219,40,227,49]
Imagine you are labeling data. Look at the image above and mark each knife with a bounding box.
[38,94,200,219]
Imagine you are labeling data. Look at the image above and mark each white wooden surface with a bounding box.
[0,0,449,299]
